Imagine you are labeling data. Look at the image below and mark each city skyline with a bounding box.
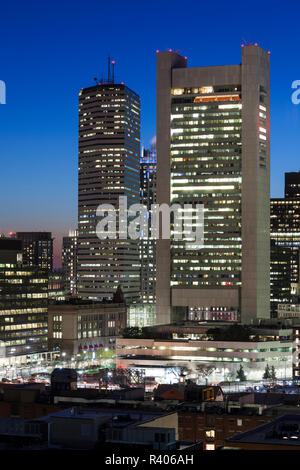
[0,0,300,266]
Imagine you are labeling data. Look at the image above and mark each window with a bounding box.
[206,430,215,438]
[237,419,243,427]
[205,444,215,450]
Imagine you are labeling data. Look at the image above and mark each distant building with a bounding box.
[62,230,77,296]
[278,303,300,319]
[271,172,300,316]
[285,171,300,198]
[48,296,127,358]
[270,241,298,316]
[48,271,65,301]
[127,303,156,328]
[15,232,53,271]
[0,238,48,359]
[140,146,156,304]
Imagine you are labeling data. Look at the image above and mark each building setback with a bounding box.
[156,45,270,325]
[77,82,141,303]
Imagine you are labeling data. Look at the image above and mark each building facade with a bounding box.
[156,45,270,325]
[285,171,300,198]
[62,230,78,296]
[15,232,53,271]
[140,146,157,304]
[48,299,127,358]
[77,81,141,303]
[271,173,300,315]
[0,238,48,358]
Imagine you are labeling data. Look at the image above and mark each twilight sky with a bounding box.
[0,0,299,266]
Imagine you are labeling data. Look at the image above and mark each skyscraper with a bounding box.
[156,45,270,325]
[62,229,78,296]
[140,145,156,303]
[15,232,53,271]
[0,238,48,357]
[285,171,300,198]
[77,79,141,303]
[271,172,300,314]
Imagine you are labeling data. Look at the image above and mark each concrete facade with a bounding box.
[48,301,127,358]
[156,46,270,325]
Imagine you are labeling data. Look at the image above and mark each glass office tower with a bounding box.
[77,82,141,303]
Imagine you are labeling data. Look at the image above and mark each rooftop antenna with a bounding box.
[242,38,252,46]
[111,59,115,83]
[108,55,111,83]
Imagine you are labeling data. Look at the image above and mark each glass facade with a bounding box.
[77,83,141,302]
[0,265,48,356]
[140,146,156,303]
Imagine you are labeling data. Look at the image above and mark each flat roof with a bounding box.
[227,414,300,446]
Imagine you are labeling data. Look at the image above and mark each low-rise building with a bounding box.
[224,414,300,450]
[48,298,127,359]
[278,303,300,319]
[48,407,179,450]
[116,322,292,382]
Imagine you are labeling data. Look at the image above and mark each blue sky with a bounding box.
[0,0,299,264]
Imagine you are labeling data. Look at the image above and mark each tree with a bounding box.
[121,327,141,338]
[236,365,246,382]
[270,365,276,380]
[195,365,216,381]
[167,366,192,382]
[263,364,271,380]
[206,324,253,342]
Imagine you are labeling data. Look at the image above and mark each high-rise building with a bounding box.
[285,171,300,198]
[62,230,78,296]
[140,145,156,303]
[270,241,296,315]
[77,79,141,303]
[270,172,300,315]
[156,45,270,325]
[15,232,53,271]
[0,238,48,357]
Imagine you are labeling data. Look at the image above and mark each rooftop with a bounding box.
[227,414,300,446]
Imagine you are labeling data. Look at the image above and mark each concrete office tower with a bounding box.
[77,81,141,302]
[156,45,270,325]
[15,232,53,271]
[62,229,78,296]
